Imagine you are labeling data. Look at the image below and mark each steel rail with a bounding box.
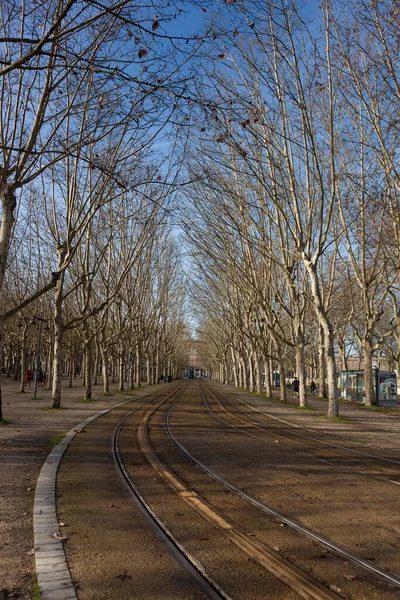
[112,383,230,600]
[207,385,400,486]
[212,384,400,468]
[163,384,400,590]
[139,388,342,600]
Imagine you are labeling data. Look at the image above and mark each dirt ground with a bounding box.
[1,376,400,599]
[0,374,151,600]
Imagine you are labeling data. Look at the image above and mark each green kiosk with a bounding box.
[340,369,397,407]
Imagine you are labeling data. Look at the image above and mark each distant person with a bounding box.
[292,377,299,399]
[310,381,317,394]
[38,368,44,387]
[25,369,33,387]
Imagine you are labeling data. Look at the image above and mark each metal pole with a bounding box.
[33,319,43,399]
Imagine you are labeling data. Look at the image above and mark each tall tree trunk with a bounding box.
[296,343,307,407]
[248,355,255,392]
[362,339,375,406]
[84,327,92,400]
[255,354,262,394]
[231,347,239,388]
[136,348,141,387]
[318,325,328,398]
[264,359,271,397]
[51,271,65,409]
[118,350,124,392]
[146,355,151,384]
[20,327,28,392]
[277,354,286,403]
[68,354,73,388]
[155,348,159,384]
[305,260,338,416]
[93,342,99,386]
[101,346,109,394]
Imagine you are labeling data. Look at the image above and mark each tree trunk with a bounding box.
[248,355,255,392]
[101,346,109,394]
[296,344,307,407]
[231,347,239,388]
[318,325,328,398]
[255,354,262,394]
[68,354,73,388]
[136,349,141,387]
[362,339,375,406]
[305,261,338,417]
[278,354,287,403]
[146,355,151,384]
[264,359,271,397]
[51,271,65,408]
[84,329,92,400]
[20,327,28,392]
[118,351,124,391]
[93,342,99,385]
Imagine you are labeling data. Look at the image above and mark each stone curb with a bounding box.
[33,392,151,600]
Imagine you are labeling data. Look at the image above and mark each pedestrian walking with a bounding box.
[38,367,44,387]
[25,369,33,387]
[292,377,299,399]
[310,381,317,394]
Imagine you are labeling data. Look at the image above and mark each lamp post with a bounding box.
[31,314,48,399]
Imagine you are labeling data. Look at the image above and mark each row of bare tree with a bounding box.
[182,0,400,416]
[0,0,209,418]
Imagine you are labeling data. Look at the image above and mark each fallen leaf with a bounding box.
[273,545,280,551]
[27,548,37,555]
[218,52,226,59]
[58,522,66,527]
[26,487,32,491]
[278,523,286,527]
[329,585,341,593]
[345,575,357,581]
[274,440,279,443]
[103,504,114,508]
[51,532,68,541]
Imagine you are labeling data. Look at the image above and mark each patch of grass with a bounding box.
[99,392,113,397]
[32,572,41,600]
[317,414,350,422]
[0,418,12,425]
[47,432,67,449]
[362,404,398,412]
[80,397,96,403]
[296,405,314,411]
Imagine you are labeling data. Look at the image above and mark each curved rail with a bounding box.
[163,384,400,590]
[138,388,341,600]
[112,384,230,600]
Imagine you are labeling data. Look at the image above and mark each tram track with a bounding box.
[103,380,400,599]
[112,383,231,600]
[162,384,400,592]
[206,383,400,482]
[132,385,341,600]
